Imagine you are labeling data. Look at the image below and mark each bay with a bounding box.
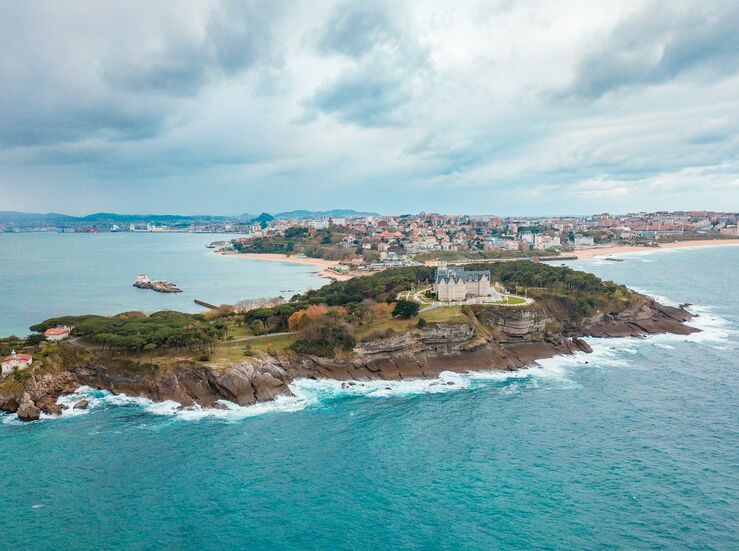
[0,232,325,336]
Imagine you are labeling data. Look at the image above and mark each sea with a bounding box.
[0,232,325,337]
[1,239,738,550]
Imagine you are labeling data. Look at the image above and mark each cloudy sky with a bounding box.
[1,0,738,216]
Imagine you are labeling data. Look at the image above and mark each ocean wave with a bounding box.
[75,387,312,422]
[622,292,738,347]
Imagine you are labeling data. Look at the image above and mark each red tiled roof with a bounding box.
[45,327,70,335]
[2,354,32,363]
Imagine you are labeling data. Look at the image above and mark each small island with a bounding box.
[133,274,182,293]
[1,261,697,421]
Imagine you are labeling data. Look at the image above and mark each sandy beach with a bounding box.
[215,251,355,281]
[574,239,739,259]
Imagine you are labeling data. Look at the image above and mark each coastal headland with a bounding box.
[0,261,699,421]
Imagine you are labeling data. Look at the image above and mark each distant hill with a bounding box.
[251,212,275,224]
[0,211,77,223]
[0,209,380,227]
[272,209,380,219]
[0,211,253,227]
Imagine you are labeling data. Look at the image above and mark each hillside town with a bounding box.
[2,210,737,245]
[223,210,739,268]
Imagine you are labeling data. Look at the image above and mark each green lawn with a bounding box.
[500,296,526,305]
[419,306,469,324]
[212,332,299,363]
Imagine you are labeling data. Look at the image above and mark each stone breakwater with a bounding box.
[1,297,697,420]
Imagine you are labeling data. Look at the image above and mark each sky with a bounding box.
[0,0,738,216]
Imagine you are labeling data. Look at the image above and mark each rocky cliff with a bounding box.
[1,296,698,420]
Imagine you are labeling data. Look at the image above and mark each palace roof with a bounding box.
[435,266,490,284]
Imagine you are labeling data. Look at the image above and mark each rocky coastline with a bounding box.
[0,294,697,421]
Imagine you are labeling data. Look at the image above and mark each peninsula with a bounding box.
[1,261,697,421]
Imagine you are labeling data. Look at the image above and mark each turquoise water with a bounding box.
[0,232,325,336]
[2,246,738,549]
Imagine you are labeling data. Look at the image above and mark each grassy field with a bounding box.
[212,332,299,363]
[500,295,527,305]
[419,306,469,324]
[355,317,416,338]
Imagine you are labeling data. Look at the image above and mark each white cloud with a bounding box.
[0,0,737,215]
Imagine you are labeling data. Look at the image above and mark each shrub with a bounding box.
[290,316,356,357]
[249,320,266,336]
[372,302,395,319]
[359,328,398,342]
[347,303,374,326]
[287,304,329,331]
[393,300,420,319]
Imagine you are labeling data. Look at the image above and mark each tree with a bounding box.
[393,300,420,319]
[25,333,45,347]
[249,320,266,336]
[290,316,356,356]
[347,303,374,326]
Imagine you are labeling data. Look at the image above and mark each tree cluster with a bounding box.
[30,311,228,354]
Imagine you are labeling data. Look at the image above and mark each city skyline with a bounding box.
[1,0,738,215]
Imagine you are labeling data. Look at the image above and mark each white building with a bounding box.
[533,234,562,250]
[573,235,595,248]
[434,264,501,302]
[1,350,33,376]
[309,219,329,230]
[44,326,71,341]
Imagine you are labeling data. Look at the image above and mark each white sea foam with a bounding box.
[0,341,642,425]
[85,389,313,421]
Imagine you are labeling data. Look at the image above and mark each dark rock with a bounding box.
[17,393,41,422]
[572,338,593,353]
[35,396,62,416]
[0,395,20,413]
[73,399,89,410]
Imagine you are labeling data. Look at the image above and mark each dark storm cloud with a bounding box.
[309,67,413,127]
[565,1,739,98]
[108,1,285,97]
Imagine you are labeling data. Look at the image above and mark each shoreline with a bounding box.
[2,293,697,420]
[574,239,739,260]
[215,251,355,281]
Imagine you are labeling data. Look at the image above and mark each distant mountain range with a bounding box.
[0,209,381,226]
